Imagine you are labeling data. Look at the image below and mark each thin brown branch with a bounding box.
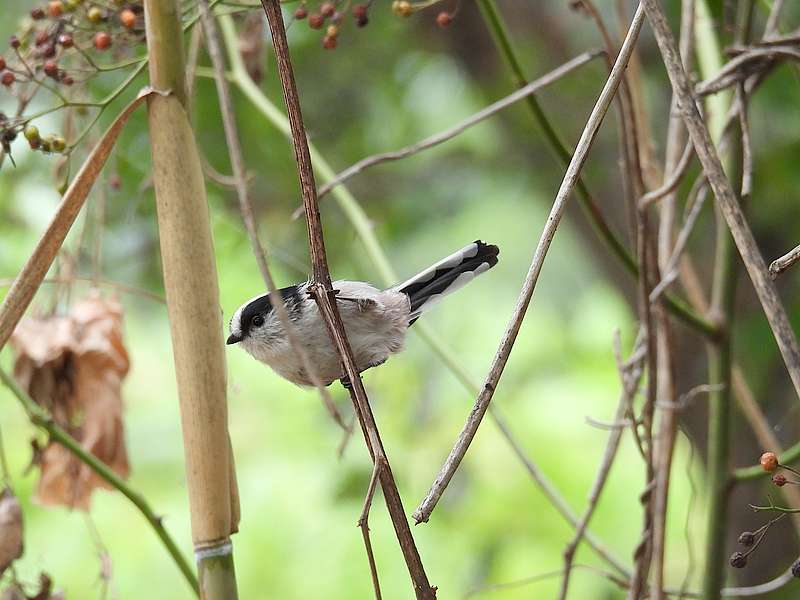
[769,244,800,279]
[198,0,349,433]
[559,333,644,600]
[303,49,603,209]
[258,2,435,597]
[413,3,647,526]
[640,138,694,207]
[695,46,800,96]
[358,459,385,600]
[644,0,800,404]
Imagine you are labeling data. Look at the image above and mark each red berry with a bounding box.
[61,74,74,85]
[43,60,58,77]
[773,473,787,487]
[355,14,368,27]
[9,36,20,49]
[320,2,335,17]
[352,3,367,18]
[308,13,324,29]
[35,31,50,47]
[58,33,73,48]
[120,8,136,29]
[48,1,64,17]
[42,44,56,58]
[761,451,778,472]
[93,31,112,50]
[294,6,307,19]
[322,34,337,49]
[1,71,14,86]
[436,11,452,27]
[0,57,5,71]
[31,7,46,19]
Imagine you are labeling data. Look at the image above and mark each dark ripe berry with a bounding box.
[61,74,73,85]
[120,8,136,29]
[322,34,337,49]
[58,33,73,47]
[35,31,50,47]
[320,2,335,17]
[93,31,112,50]
[729,552,747,569]
[773,473,787,486]
[42,44,56,58]
[9,36,20,49]
[738,531,755,547]
[355,14,368,27]
[761,452,779,472]
[43,60,58,77]
[48,1,64,17]
[1,71,14,86]
[0,57,5,70]
[308,13,324,29]
[436,11,452,27]
[352,3,367,19]
[792,560,800,578]
[294,5,307,19]
[31,7,46,19]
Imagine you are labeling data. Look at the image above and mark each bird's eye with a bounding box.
[251,314,265,328]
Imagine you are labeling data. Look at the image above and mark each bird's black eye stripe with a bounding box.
[251,314,265,327]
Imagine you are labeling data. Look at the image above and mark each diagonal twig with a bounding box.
[558,332,645,600]
[643,0,800,405]
[358,459,385,600]
[306,49,604,209]
[258,2,435,597]
[769,244,800,279]
[412,3,647,526]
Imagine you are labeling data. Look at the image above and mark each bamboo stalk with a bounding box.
[143,1,239,597]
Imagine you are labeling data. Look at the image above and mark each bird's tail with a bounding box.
[393,240,500,323]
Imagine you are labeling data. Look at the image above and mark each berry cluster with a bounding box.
[292,1,374,50]
[391,0,457,29]
[728,452,800,575]
[0,1,145,158]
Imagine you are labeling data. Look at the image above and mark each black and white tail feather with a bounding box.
[228,240,499,386]
[395,240,500,323]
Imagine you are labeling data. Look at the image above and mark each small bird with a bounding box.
[227,240,499,386]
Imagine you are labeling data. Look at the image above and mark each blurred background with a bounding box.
[1,1,800,598]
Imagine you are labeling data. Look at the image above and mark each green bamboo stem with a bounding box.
[699,2,743,597]
[144,1,239,597]
[0,366,199,595]
[474,0,715,338]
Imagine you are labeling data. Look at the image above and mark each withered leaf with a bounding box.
[11,292,130,510]
[0,488,23,576]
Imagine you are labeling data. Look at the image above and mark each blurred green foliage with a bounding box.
[1,1,800,599]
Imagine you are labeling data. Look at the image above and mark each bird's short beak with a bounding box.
[226,333,242,345]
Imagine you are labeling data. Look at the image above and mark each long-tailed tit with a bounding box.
[227,240,499,386]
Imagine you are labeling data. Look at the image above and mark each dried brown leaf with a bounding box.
[0,488,23,576]
[11,292,130,510]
